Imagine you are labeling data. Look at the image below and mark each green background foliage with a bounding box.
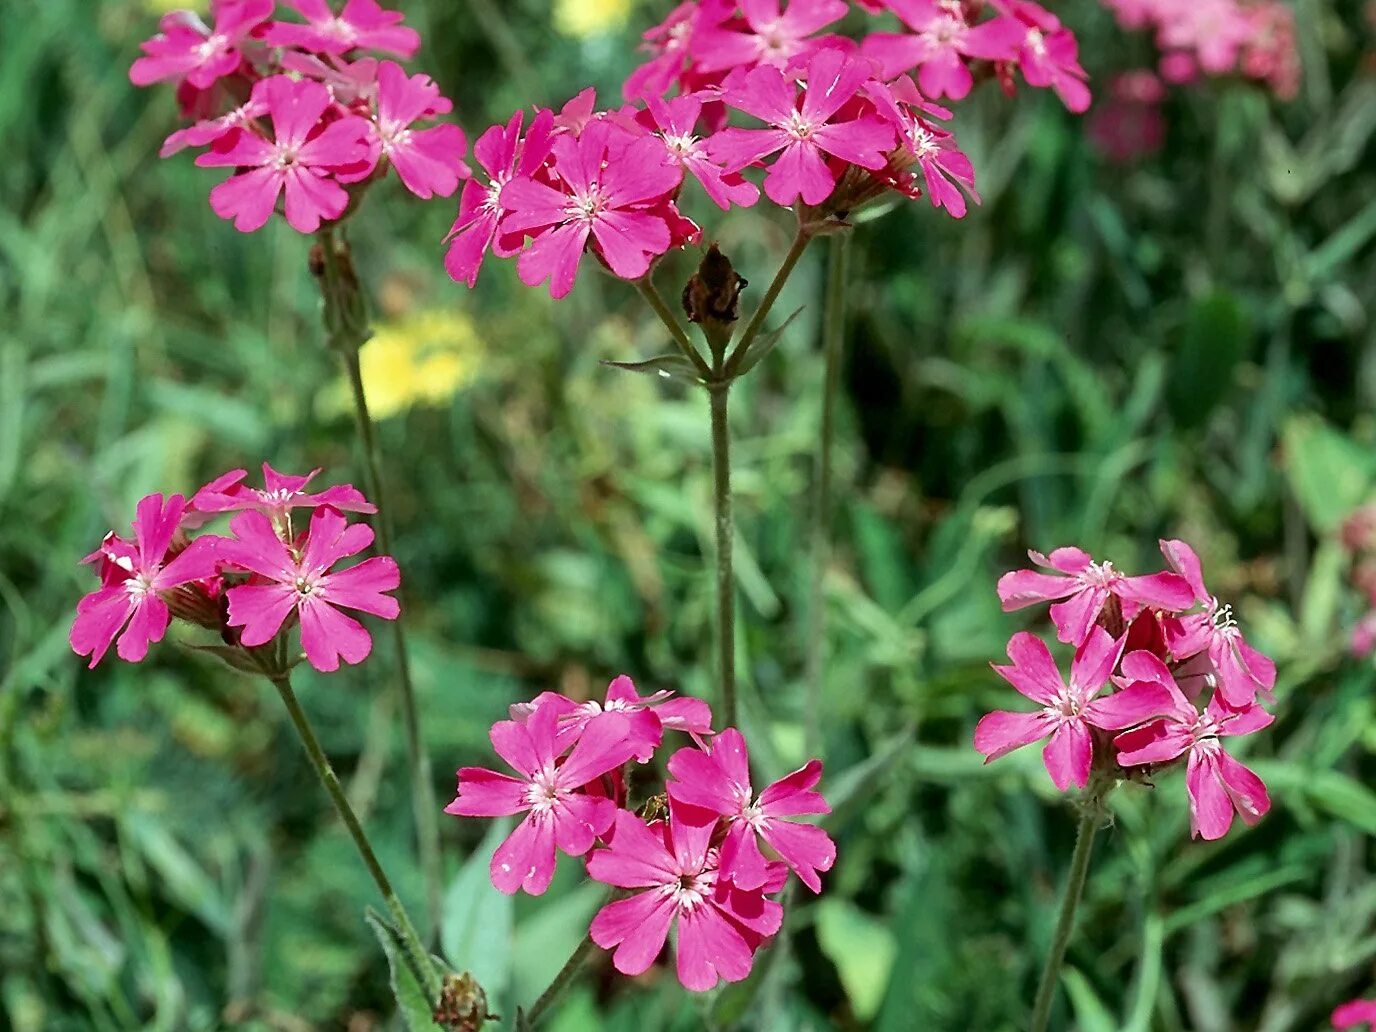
[3,0,1376,1028]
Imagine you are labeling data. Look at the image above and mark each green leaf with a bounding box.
[815,899,896,1022]
[365,909,442,1032]
[729,307,803,378]
[601,354,703,385]
[1166,291,1248,430]
[180,642,267,675]
[441,821,513,1001]
[1061,968,1116,1032]
[1282,414,1376,533]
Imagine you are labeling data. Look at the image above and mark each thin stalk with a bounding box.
[635,277,712,380]
[709,380,737,727]
[269,673,440,1001]
[727,226,813,371]
[319,229,442,941]
[804,232,849,754]
[523,928,602,1026]
[1030,807,1100,1032]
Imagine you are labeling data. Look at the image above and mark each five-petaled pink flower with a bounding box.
[347,61,470,199]
[263,0,420,59]
[691,0,849,74]
[667,728,835,892]
[1158,538,1276,707]
[1334,1000,1376,1031]
[633,94,760,210]
[974,628,1176,790]
[587,805,784,991]
[1112,652,1273,840]
[869,75,979,217]
[997,0,1092,113]
[130,0,274,90]
[196,76,373,233]
[709,48,896,206]
[192,463,375,522]
[443,109,556,288]
[500,120,683,298]
[444,702,635,895]
[860,0,1023,98]
[220,506,400,671]
[70,494,220,667]
[997,546,1195,646]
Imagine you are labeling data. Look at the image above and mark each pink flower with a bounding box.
[160,94,269,158]
[997,546,1196,646]
[1353,612,1376,657]
[1113,652,1273,840]
[192,463,375,521]
[998,0,1092,113]
[219,507,400,671]
[500,120,684,298]
[347,61,470,199]
[974,629,1174,790]
[70,494,220,667]
[263,0,420,59]
[1334,1000,1376,1031]
[443,109,556,288]
[1158,539,1276,707]
[632,94,760,210]
[624,0,731,100]
[667,729,835,892]
[195,76,373,233]
[859,0,1023,98]
[130,1,274,90]
[587,805,784,991]
[709,48,896,207]
[514,674,715,762]
[869,76,978,217]
[691,0,849,74]
[444,701,635,895]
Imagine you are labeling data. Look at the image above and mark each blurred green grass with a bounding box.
[3,0,1376,1028]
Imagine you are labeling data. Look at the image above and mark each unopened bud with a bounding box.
[433,972,494,1032]
[682,244,747,358]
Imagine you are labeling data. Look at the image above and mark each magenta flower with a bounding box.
[1112,652,1273,840]
[869,75,978,217]
[129,1,273,90]
[691,0,849,74]
[997,0,1092,113]
[160,94,269,158]
[587,806,784,991]
[1158,539,1276,707]
[70,494,220,668]
[634,94,760,210]
[624,0,729,100]
[500,120,684,298]
[263,0,419,59]
[195,76,373,233]
[192,463,375,521]
[515,675,715,762]
[219,507,399,671]
[709,48,896,207]
[974,629,1176,790]
[443,109,556,288]
[997,546,1196,646]
[859,0,1024,98]
[667,729,835,893]
[1334,1000,1376,1031]
[348,61,470,199]
[444,702,635,895]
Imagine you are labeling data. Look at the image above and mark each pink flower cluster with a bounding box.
[71,464,399,673]
[1099,0,1299,98]
[445,675,835,991]
[1341,504,1376,657]
[976,540,1277,841]
[130,0,470,233]
[445,0,1095,298]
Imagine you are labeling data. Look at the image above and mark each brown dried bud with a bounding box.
[433,972,494,1032]
[682,243,746,328]
[1095,594,1127,638]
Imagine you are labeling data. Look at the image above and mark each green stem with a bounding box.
[523,928,601,1026]
[1030,806,1100,1032]
[727,226,813,373]
[634,277,712,380]
[269,673,440,1001]
[318,229,442,943]
[709,380,737,728]
[804,232,849,754]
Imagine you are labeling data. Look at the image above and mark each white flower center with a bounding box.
[785,111,816,141]
[1079,560,1119,588]
[666,868,714,910]
[294,574,323,600]
[126,574,154,599]
[196,33,227,61]
[565,187,606,223]
[663,133,697,159]
[1210,598,1239,634]
[322,16,357,44]
[925,14,966,47]
[1025,27,1047,57]
[380,126,412,155]
[523,770,562,814]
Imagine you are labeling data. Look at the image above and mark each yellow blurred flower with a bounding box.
[143,0,206,13]
[554,0,633,38]
[325,309,482,421]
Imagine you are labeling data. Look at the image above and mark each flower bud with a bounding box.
[681,244,746,358]
[433,972,493,1032]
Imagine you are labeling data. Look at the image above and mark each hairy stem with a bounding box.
[635,277,712,379]
[804,232,849,754]
[708,380,737,727]
[270,673,440,1001]
[728,226,813,373]
[523,926,602,1026]
[317,229,442,942]
[1030,806,1100,1032]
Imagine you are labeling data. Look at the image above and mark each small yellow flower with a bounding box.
[323,309,482,421]
[553,0,633,38]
